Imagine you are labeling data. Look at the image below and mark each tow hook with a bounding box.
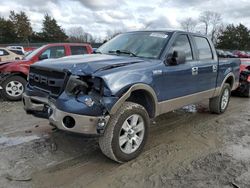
[97,117,107,134]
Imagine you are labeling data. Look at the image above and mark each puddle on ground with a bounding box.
[0,135,40,148]
[182,104,209,113]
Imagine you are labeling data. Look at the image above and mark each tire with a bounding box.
[209,83,231,114]
[0,76,27,101]
[99,102,150,163]
[242,82,250,97]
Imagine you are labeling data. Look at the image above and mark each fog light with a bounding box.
[63,116,75,128]
[98,119,106,127]
[84,97,94,107]
[97,118,107,134]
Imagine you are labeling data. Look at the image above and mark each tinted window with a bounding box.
[70,46,87,55]
[169,35,193,61]
[10,49,24,55]
[0,49,9,56]
[194,37,213,60]
[40,46,65,59]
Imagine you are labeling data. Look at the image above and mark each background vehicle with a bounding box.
[7,46,25,54]
[232,58,250,97]
[0,47,23,62]
[216,49,227,58]
[224,51,238,58]
[233,50,250,58]
[24,47,37,53]
[0,43,93,101]
[23,31,240,163]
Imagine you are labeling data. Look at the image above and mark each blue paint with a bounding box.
[27,31,240,116]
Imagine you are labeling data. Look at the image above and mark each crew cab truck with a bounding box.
[0,43,93,101]
[23,31,240,163]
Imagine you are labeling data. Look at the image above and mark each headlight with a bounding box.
[65,76,89,95]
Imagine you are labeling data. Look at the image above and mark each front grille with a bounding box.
[29,66,69,97]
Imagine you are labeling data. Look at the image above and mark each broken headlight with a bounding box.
[65,76,89,95]
[65,75,108,97]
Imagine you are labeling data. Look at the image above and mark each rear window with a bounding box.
[194,36,213,60]
[70,46,87,55]
[0,49,9,56]
[10,50,24,55]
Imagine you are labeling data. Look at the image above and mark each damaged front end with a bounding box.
[233,65,250,97]
[23,73,120,135]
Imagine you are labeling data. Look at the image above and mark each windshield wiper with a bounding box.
[108,50,137,57]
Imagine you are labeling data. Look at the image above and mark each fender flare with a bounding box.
[214,72,236,96]
[110,84,159,117]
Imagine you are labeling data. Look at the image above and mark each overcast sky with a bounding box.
[0,0,250,38]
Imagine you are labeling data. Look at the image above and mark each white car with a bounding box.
[6,46,25,54]
[0,48,23,62]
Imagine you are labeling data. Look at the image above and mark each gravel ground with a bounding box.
[0,96,249,188]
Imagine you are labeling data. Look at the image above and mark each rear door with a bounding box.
[70,46,88,55]
[191,36,218,93]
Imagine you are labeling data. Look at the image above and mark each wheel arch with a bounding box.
[214,72,236,97]
[110,84,158,118]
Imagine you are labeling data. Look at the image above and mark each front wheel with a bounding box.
[99,102,149,163]
[0,76,27,101]
[209,83,231,114]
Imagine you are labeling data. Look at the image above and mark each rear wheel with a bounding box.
[0,76,27,101]
[99,102,149,163]
[209,83,231,114]
[242,82,250,97]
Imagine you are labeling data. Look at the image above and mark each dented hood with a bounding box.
[32,54,146,75]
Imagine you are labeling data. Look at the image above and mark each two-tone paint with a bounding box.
[23,31,241,135]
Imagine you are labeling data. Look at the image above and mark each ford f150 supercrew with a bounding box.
[0,43,93,101]
[23,31,240,163]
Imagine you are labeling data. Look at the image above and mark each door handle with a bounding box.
[192,67,198,75]
[212,65,218,73]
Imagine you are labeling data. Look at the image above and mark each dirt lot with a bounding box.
[0,96,249,188]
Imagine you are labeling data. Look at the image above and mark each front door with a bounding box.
[155,34,197,102]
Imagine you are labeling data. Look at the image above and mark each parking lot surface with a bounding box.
[0,97,249,188]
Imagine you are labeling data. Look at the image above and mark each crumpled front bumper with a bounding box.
[23,93,110,135]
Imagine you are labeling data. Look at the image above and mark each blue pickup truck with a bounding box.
[23,31,240,163]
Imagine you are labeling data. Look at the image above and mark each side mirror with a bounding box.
[166,51,186,66]
[39,54,48,60]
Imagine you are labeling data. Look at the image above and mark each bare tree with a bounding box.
[180,17,198,32]
[199,11,222,35]
[210,13,222,43]
[105,29,123,40]
[199,11,212,35]
[67,26,94,43]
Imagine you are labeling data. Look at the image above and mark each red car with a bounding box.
[233,50,250,58]
[233,58,250,97]
[0,43,93,101]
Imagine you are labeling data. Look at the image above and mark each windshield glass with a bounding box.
[97,32,170,59]
[23,46,45,60]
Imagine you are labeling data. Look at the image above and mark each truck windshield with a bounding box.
[23,46,45,60]
[97,32,170,59]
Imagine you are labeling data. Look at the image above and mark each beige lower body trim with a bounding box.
[157,88,218,116]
